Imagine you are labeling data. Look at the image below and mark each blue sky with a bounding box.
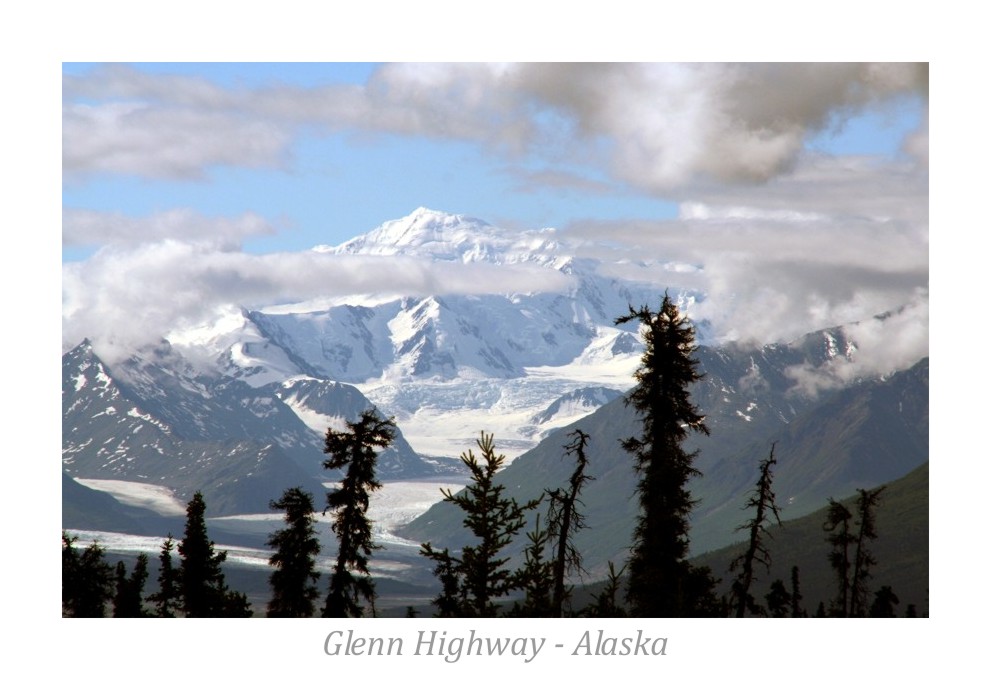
[63,63,926,259]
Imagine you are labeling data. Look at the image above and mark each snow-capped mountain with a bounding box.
[232,206,671,385]
[62,338,450,516]
[321,207,569,267]
[62,340,319,515]
[65,208,924,528]
[162,208,705,458]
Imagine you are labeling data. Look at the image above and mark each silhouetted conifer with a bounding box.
[267,487,321,617]
[112,553,149,617]
[905,603,918,618]
[510,515,555,617]
[790,565,805,618]
[322,408,395,618]
[824,498,854,617]
[421,432,540,617]
[824,487,885,617]
[420,545,463,617]
[546,429,593,617]
[178,491,243,617]
[221,590,254,617]
[869,585,899,618]
[765,579,790,618]
[680,565,723,616]
[113,561,128,615]
[582,561,627,617]
[729,444,783,617]
[62,532,114,617]
[615,295,711,617]
[148,534,180,617]
[850,487,884,617]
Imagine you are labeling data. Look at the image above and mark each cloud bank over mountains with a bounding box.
[62,63,928,378]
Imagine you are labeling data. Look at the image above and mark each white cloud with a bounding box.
[62,101,290,179]
[61,64,928,377]
[568,153,927,360]
[63,63,928,189]
[784,293,929,396]
[63,208,278,248]
[62,239,570,361]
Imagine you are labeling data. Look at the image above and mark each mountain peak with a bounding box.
[322,208,569,269]
[326,208,494,259]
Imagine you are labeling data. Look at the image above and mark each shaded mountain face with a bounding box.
[63,340,311,516]
[62,339,448,519]
[398,340,929,574]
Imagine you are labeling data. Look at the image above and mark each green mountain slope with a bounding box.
[692,461,929,615]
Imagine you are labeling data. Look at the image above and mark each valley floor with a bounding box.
[66,475,471,602]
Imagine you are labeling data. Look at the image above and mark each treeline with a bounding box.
[62,294,919,617]
[63,491,252,617]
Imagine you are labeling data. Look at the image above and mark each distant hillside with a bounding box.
[693,461,929,615]
[692,356,929,550]
[399,354,929,576]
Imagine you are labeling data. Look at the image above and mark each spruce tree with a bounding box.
[112,553,149,617]
[421,432,540,617]
[824,487,884,617]
[113,561,128,616]
[764,579,789,618]
[267,487,321,618]
[128,554,150,617]
[824,498,854,617]
[62,532,114,617]
[178,491,240,617]
[546,429,593,617]
[729,444,783,617]
[850,487,884,617]
[148,534,181,617]
[581,561,627,618]
[220,590,254,617]
[322,408,395,618]
[869,585,899,617]
[615,295,711,617]
[423,546,463,617]
[790,565,805,618]
[510,515,555,617]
